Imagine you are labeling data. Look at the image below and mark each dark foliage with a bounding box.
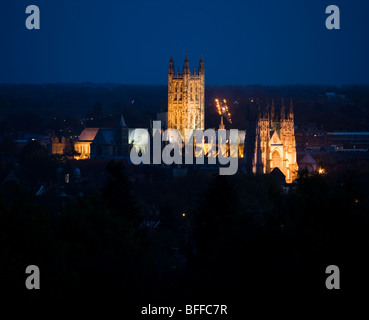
[1,164,369,303]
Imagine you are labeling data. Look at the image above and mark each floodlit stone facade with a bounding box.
[253,99,298,183]
[167,54,205,140]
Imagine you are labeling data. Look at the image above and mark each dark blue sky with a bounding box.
[1,0,368,85]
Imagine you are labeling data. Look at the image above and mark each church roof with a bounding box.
[119,114,127,128]
[91,128,116,145]
[299,153,317,164]
[270,130,282,144]
[99,129,116,144]
[78,128,99,142]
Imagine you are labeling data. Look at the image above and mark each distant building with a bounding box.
[327,132,369,151]
[14,132,51,153]
[75,115,129,159]
[74,128,99,159]
[298,153,318,173]
[52,136,67,155]
[167,53,205,140]
[246,98,298,183]
[325,92,346,101]
[295,124,326,152]
[317,92,347,104]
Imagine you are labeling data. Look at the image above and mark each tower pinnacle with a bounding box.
[168,55,174,75]
[271,98,275,119]
[199,53,204,74]
[281,98,285,120]
[119,114,127,127]
[183,52,190,74]
[289,98,294,119]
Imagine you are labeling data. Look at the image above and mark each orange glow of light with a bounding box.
[215,98,232,124]
[182,213,186,217]
[318,168,325,174]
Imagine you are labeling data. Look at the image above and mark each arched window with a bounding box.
[272,150,281,168]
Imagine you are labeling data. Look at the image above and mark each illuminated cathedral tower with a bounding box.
[168,53,205,139]
[252,98,298,183]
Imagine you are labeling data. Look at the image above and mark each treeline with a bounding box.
[1,161,369,301]
[1,84,369,135]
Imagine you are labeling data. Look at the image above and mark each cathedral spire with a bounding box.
[281,98,285,120]
[271,98,275,119]
[255,125,263,174]
[168,55,174,75]
[289,98,294,119]
[199,53,204,74]
[263,98,268,118]
[183,52,190,74]
[256,102,261,116]
[119,114,127,128]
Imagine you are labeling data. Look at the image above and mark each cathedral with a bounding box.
[167,54,298,183]
[250,98,298,183]
[167,53,205,140]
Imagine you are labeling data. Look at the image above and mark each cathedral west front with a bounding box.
[252,98,298,183]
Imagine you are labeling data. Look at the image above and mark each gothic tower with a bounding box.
[251,98,298,183]
[168,53,205,140]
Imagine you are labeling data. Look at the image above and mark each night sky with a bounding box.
[1,0,368,85]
